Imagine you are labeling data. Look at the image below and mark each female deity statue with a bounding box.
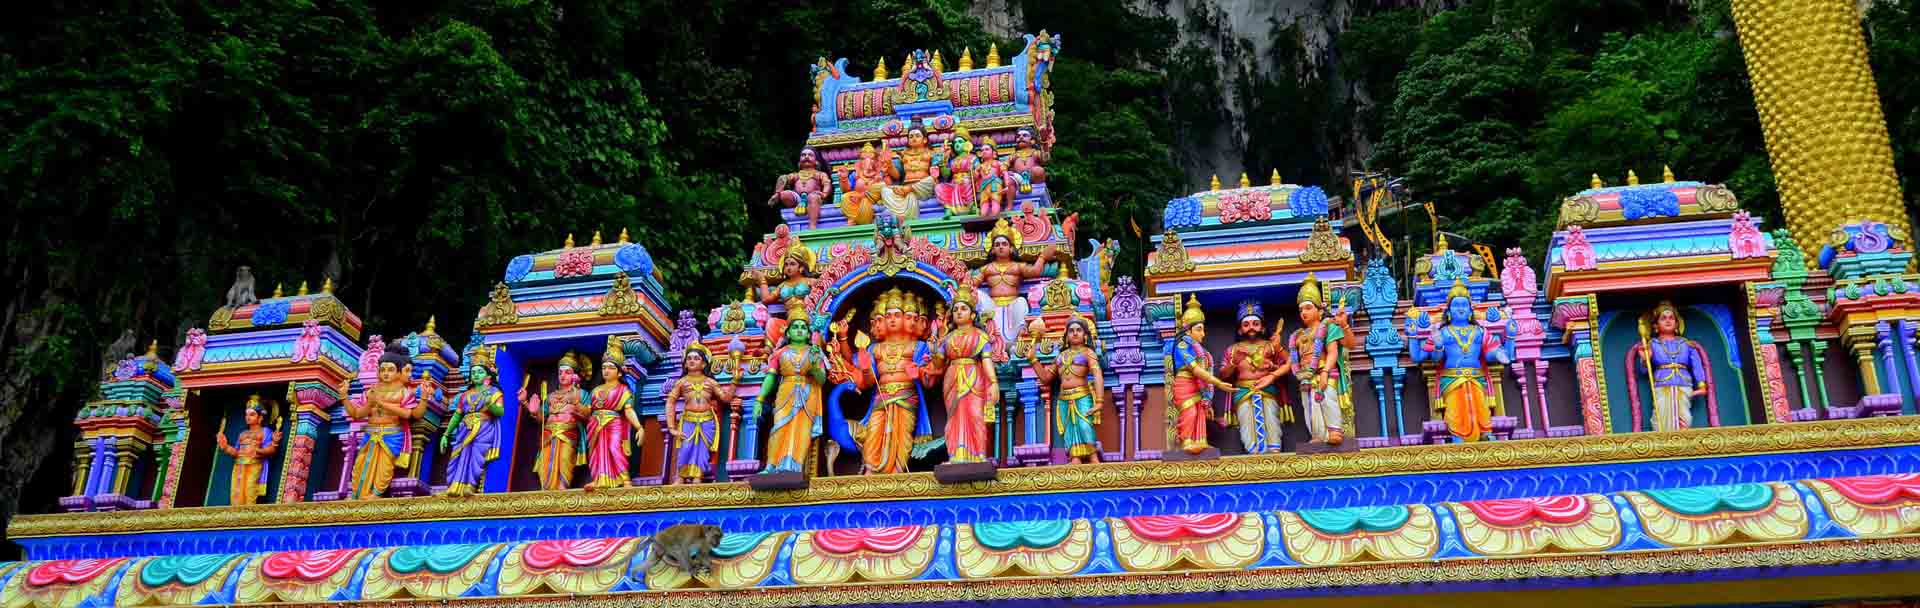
[927,289,998,465]
[584,341,645,490]
[665,342,737,484]
[937,127,978,216]
[972,136,1016,217]
[757,309,827,479]
[1031,313,1105,463]
[1009,127,1050,190]
[1288,274,1349,447]
[975,219,1054,357]
[1168,296,1234,455]
[769,147,833,229]
[882,127,943,220]
[1624,301,1710,432]
[836,142,884,226]
[832,288,935,474]
[755,245,816,340]
[346,342,421,499]
[440,346,505,497]
[518,352,589,491]
[1407,280,1510,442]
[1220,300,1291,454]
[217,395,280,505]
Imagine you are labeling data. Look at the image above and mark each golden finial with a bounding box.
[1662,165,1675,183]
[904,53,913,75]
[874,56,889,80]
[146,340,159,357]
[424,316,437,334]
[297,281,309,296]
[1238,172,1251,189]
[1590,174,1603,190]
[1210,175,1222,191]
[1627,170,1640,186]
[618,227,630,244]
[987,43,1001,68]
[959,48,974,71]
[932,50,944,72]
[273,283,284,298]
[322,277,333,293]
[565,233,575,248]
[591,230,603,246]
[1270,169,1282,186]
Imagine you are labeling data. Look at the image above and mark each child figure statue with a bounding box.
[217,395,281,505]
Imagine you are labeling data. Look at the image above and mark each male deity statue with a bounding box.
[972,136,1016,217]
[1287,274,1348,447]
[217,395,280,505]
[832,288,935,474]
[1009,127,1050,192]
[1219,300,1291,454]
[975,219,1054,357]
[664,342,737,484]
[1406,280,1511,442]
[757,309,828,481]
[1030,313,1105,463]
[882,126,944,220]
[585,340,645,489]
[1624,301,1710,432]
[519,352,589,490]
[345,342,421,499]
[768,147,833,229]
[1168,296,1234,456]
[441,345,505,497]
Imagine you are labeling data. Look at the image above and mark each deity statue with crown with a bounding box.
[927,287,1001,481]
[972,135,1016,217]
[976,219,1055,358]
[754,309,828,488]
[344,342,421,499]
[441,344,506,497]
[1167,296,1234,458]
[217,394,282,505]
[1406,279,1512,442]
[1220,299,1291,454]
[1288,274,1350,448]
[756,244,816,340]
[769,147,834,229]
[836,142,884,226]
[882,123,946,221]
[518,351,589,490]
[584,339,645,489]
[1624,301,1711,432]
[1031,312,1105,464]
[665,341,738,484]
[831,287,936,474]
[937,126,978,216]
[1009,127,1050,192]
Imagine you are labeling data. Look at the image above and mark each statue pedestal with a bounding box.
[1397,434,1425,447]
[311,491,346,502]
[727,459,762,477]
[58,496,92,513]
[1859,394,1904,417]
[1546,425,1586,438]
[747,471,809,491]
[934,461,998,484]
[1490,416,1519,441]
[1013,443,1052,467]
[1297,439,1359,455]
[386,478,427,498]
[1791,408,1824,422]
[1421,421,1452,445]
[1161,447,1220,461]
[1356,437,1394,449]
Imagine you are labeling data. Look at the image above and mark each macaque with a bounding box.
[225,266,259,308]
[638,523,724,576]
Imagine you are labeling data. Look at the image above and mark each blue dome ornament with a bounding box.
[250,300,290,326]
[614,243,654,277]
[1163,196,1202,230]
[504,255,535,283]
[1289,186,1329,217]
[1620,188,1680,220]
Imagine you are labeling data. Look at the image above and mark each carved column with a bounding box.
[69,440,91,497]
[279,381,338,504]
[1552,295,1609,435]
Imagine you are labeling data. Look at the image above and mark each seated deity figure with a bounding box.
[972,136,1016,217]
[441,346,505,497]
[1287,275,1349,447]
[1220,300,1291,454]
[881,126,944,221]
[1009,127,1050,191]
[975,219,1054,358]
[217,395,281,505]
[836,143,884,226]
[937,127,978,216]
[1406,280,1511,442]
[345,342,421,499]
[768,147,833,229]
[518,352,589,490]
[1624,301,1711,432]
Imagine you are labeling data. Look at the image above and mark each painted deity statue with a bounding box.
[759,309,828,476]
[216,395,280,505]
[440,346,505,497]
[836,142,884,226]
[585,341,645,490]
[937,127,978,216]
[975,219,1054,357]
[1220,300,1291,454]
[1009,127,1050,191]
[882,126,943,221]
[769,147,833,229]
[928,289,999,464]
[1287,274,1348,446]
[1031,313,1105,463]
[345,342,421,499]
[833,287,935,474]
[1168,296,1234,455]
[972,136,1016,217]
[1625,301,1710,432]
[518,352,589,491]
[756,245,816,341]
[665,342,736,483]
[1407,280,1510,442]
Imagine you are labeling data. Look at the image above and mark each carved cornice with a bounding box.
[12,417,1920,538]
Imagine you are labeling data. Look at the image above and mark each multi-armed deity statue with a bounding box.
[519,352,588,491]
[440,345,504,497]
[216,395,281,506]
[345,342,420,499]
[1407,280,1513,442]
[1220,300,1290,454]
[832,288,936,475]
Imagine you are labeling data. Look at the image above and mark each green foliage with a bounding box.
[1867,0,1920,224]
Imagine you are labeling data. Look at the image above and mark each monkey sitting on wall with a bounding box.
[224,266,259,308]
[636,524,724,577]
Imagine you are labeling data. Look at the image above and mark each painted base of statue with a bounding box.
[934,460,998,484]
[1296,438,1360,455]
[1161,446,1220,461]
[747,470,809,491]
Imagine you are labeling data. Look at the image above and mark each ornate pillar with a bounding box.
[1552,295,1609,435]
[69,440,91,497]
[1360,258,1407,441]
[1106,277,1146,461]
[279,381,339,504]
[157,390,190,508]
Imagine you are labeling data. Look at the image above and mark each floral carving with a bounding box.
[1620,188,1681,220]
[554,249,594,278]
[1146,231,1195,276]
[1558,195,1600,228]
[504,255,535,283]
[1299,217,1351,263]
[1288,186,1329,217]
[1109,276,1143,321]
[597,274,642,317]
[1163,196,1202,230]
[1218,190,1271,223]
[476,283,520,327]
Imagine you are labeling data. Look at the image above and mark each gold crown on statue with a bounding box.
[1446,279,1471,303]
[1179,294,1206,329]
[1298,273,1325,308]
[557,350,591,373]
[861,141,878,156]
[683,340,713,365]
[603,336,626,368]
[465,344,498,374]
[783,245,817,274]
[786,306,809,322]
[988,217,1023,250]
